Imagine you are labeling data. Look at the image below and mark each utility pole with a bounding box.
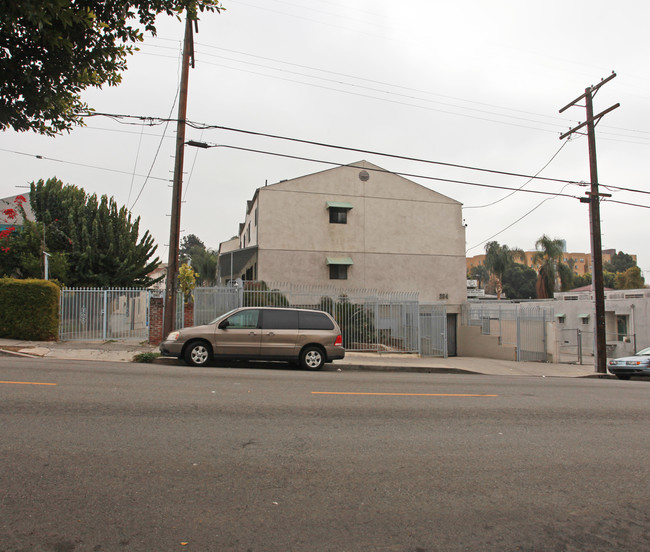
[559,72,619,374]
[163,14,195,339]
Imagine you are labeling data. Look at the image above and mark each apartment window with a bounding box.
[326,201,353,224]
[555,314,566,324]
[327,256,353,280]
[578,313,590,325]
[616,315,629,342]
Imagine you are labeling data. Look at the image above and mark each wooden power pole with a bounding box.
[559,72,620,374]
[163,14,195,339]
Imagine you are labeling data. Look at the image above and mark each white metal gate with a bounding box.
[60,288,151,341]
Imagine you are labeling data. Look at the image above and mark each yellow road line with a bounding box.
[0,381,57,386]
[312,391,497,397]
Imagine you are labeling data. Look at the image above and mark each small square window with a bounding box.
[329,208,348,224]
[329,264,348,280]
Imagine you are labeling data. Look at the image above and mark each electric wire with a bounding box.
[0,148,170,182]
[129,42,183,211]
[143,39,650,142]
[127,122,146,207]
[464,140,570,209]
[466,183,578,254]
[183,129,204,202]
[86,112,582,185]
[198,143,584,199]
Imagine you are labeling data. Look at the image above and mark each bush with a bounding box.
[0,278,60,340]
[133,352,160,363]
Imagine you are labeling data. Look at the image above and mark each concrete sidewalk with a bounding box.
[0,337,607,378]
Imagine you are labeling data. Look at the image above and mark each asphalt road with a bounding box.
[1,357,649,552]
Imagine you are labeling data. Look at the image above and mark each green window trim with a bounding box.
[326,201,353,210]
[326,257,354,265]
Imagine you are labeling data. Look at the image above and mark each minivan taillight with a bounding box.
[334,335,343,347]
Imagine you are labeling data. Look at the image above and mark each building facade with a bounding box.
[467,248,637,277]
[217,161,467,311]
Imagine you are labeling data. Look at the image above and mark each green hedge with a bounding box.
[0,278,60,340]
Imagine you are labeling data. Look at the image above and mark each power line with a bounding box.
[464,141,570,209]
[465,183,576,254]
[0,148,170,182]
[87,112,582,185]
[188,142,584,199]
[144,39,650,142]
[129,43,183,211]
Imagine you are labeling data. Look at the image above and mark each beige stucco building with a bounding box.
[217,161,466,312]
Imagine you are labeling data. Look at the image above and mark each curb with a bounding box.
[0,347,45,359]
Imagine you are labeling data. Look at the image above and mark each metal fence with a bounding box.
[462,302,554,361]
[191,282,422,353]
[60,288,151,341]
[419,303,447,357]
[58,283,449,357]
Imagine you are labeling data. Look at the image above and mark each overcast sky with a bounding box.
[2,0,649,278]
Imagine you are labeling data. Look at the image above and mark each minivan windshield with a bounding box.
[208,309,238,325]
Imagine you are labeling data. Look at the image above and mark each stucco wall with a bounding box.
[254,161,466,306]
[457,325,517,360]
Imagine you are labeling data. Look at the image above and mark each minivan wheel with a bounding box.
[300,346,325,371]
[184,341,211,367]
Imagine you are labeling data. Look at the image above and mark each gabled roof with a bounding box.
[260,160,462,205]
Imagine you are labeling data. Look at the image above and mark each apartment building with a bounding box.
[217,161,467,311]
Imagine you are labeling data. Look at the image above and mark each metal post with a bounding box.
[102,290,108,341]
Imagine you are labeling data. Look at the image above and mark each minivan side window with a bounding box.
[299,311,334,330]
[225,309,260,329]
[262,309,299,330]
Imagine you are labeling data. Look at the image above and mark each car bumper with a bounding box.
[608,367,650,376]
[327,347,345,362]
[159,340,184,358]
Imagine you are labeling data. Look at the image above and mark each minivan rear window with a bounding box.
[262,309,299,329]
[299,311,334,330]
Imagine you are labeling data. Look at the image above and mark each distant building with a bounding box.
[467,248,637,276]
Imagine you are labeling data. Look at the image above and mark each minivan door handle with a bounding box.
[266,331,275,336]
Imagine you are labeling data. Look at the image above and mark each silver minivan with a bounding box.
[160,307,345,370]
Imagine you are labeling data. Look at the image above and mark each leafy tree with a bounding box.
[1,0,223,135]
[180,234,217,286]
[614,266,645,290]
[502,263,537,300]
[190,247,218,287]
[557,263,575,292]
[180,234,205,263]
[567,271,618,290]
[484,241,525,300]
[532,235,566,298]
[468,264,490,289]
[4,177,162,287]
[604,251,636,273]
[178,262,198,302]
[0,218,69,281]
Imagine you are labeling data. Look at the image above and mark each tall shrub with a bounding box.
[0,278,59,340]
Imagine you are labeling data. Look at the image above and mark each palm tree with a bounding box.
[532,235,566,298]
[484,241,518,300]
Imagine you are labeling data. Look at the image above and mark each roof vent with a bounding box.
[359,170,370,181]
